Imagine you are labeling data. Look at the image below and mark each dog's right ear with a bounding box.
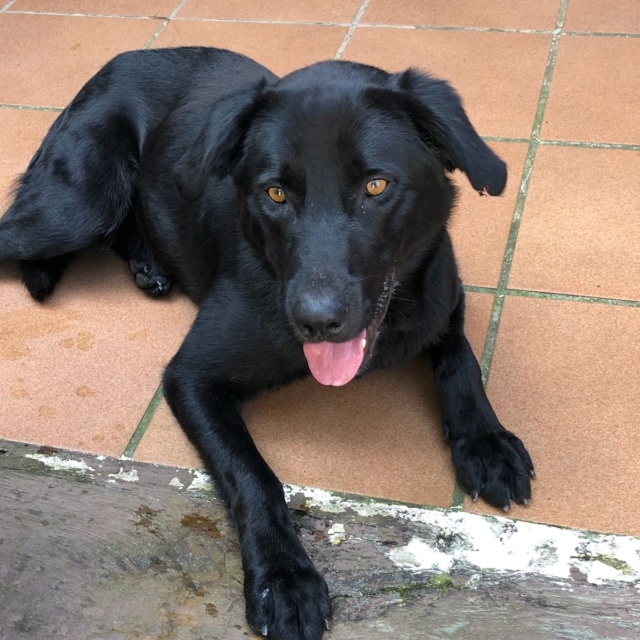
[175,79,270,202]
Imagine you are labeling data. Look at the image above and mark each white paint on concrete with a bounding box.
[282,483,640,586]
[169,477,184,490]
[107,467,139,483]
[327,523,347,545]
[187,469,215,492]
[389,537,454,572]
[26,453,94,473]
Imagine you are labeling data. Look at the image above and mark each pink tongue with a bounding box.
[303,329,366,386]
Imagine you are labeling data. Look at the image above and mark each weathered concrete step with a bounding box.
[1,440,638,639]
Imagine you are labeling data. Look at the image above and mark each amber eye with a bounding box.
[365,179,388,196]
[267,187,286,203]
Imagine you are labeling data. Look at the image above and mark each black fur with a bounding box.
[0,47,533,640]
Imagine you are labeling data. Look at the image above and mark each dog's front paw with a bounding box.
[244,554,331,640]
[452,429,534,511]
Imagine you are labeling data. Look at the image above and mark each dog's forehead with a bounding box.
[253,84,420,167]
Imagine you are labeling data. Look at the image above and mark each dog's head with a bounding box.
[176,62,506,386]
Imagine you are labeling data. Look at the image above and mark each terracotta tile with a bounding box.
[135,293,493,506]
[151,20,347,75]
[363,0,560,30]
[542,36,640,144]
[0,14,161,107]
[178,0,362,23]
[12,0,179,17]
[0,255,196,456]
[450,142,528,288]
[343,29,551,138]
[0,109,57,209]
[509,146,640,300]
[564,0,640,34]
[465,296,640,537]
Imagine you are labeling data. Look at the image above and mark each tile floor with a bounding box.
[1,0,639,537]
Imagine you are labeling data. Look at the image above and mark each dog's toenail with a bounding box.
[503,504,510,513]
[261,624,268,636]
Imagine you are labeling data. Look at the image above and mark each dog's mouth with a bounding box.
[302,270,396,386]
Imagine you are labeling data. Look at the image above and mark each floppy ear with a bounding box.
[175,79,270,202]
[391,68,507,196]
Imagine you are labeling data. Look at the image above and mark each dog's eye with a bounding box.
[365,179,388,197]
[267,187,286,204]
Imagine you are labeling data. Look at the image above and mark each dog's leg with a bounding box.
[163,312,330,640]
[19,254,74,302]
[111,215,171,298]
[0,106,139,300]
[427,289,534,510]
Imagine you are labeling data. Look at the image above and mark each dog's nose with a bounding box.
[292,294,348,341]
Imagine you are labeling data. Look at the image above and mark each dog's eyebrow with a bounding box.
[255,164,305,193]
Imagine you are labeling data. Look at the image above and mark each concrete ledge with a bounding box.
[2,439,639,639]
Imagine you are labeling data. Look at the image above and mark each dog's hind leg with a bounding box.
[0,106,139,299]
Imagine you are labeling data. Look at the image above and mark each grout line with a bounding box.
[540,139,640,151]
[506,289,640,308]
[169,0,190,20]
[451,0,569,512]
[450,483,467,510]
[0,103,63,112]
[563,30,640,38]
[142,0,188,49]
[479,0,568,385]
[0,99,629,153]
[334,0,371,60]
[121,385,164,459]
[481,135,531,144]
[6,10,161,20]
[463,286,640,307]
[358,22,553,35]
[0,0,18,13]
[3,8,640,39]
[143,19,169,48]
[174,16,351,27]
[463,284,497,295]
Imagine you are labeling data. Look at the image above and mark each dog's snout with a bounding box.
[292,293,348,341]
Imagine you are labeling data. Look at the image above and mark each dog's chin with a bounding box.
[301,270,396,386]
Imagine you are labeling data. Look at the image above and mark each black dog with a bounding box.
[0,47,534,640]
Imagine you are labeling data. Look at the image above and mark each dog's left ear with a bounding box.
[175,78,272,202]
[391,69,507,196]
